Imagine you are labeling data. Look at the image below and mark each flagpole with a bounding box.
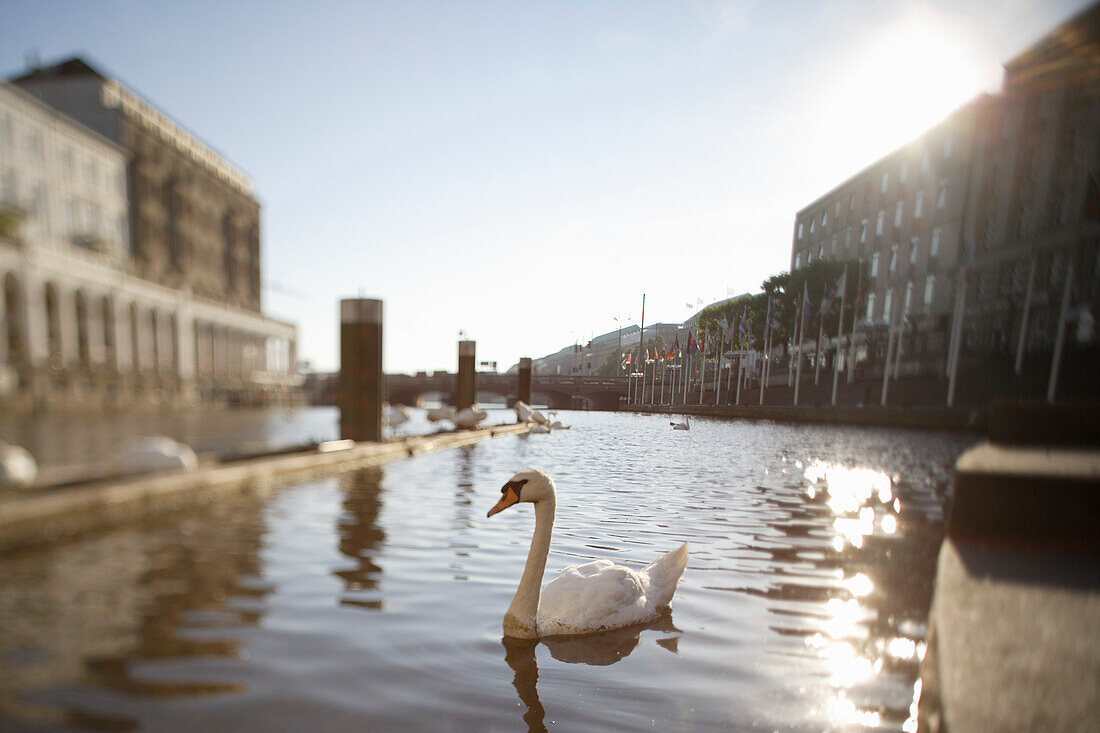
[814,303,825,386]
[881,298,899,407]
[848,265,862,385]
[794,283,807,406]
[1048,230,1080,403]
[760,298,771,405]
[698,330,706,406]
[946,271,968,408]
[715,332,724,404]
[788,301,797,388]
[650,351,657,405]
[831,265,847,406]
[1014,255,1037,375]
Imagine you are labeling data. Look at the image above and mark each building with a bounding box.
[791,98,985,379]
[1,58,299,413]
[525,322,685,377]
[789,2,1099,397]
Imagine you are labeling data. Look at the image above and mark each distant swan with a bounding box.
[487,469,688,638]
[670,417,690,430]
[0,441,37,488]
[454,406,488,429]
[427,405,456,423]
[113,436,198,475]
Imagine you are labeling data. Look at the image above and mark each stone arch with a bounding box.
[101,295,115,369]
[74,290,90,366]
[3,272,27,365]
[44,281,62,364]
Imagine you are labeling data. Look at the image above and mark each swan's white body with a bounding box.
[530,424,551,434]
[113,436,197,474]
[0,441,37,488]
[426,405,456,423]
[530,410,550,426]
[514,401,535,423]
[383,403,411,426]
[671,417,690,430]
[454,406,488,429]
[488,469,687,639]
[549,421,570,430]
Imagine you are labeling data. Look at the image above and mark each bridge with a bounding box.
[385,372,628,410]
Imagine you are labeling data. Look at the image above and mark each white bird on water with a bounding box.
[670,417,690,431]
[514,400,535,423]
[426,405,456,423]
[0,441,37,488]
[113,436,198,475]
[454,406,488,429]
[487,469,688,638]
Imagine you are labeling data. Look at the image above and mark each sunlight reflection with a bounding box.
[842,573,873,597]
[828,693,882,728]
[804,460,901,553]
[902,678,923,733]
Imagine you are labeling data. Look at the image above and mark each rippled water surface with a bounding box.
[0,408,977,731]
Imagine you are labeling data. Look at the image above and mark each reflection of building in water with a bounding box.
[1,57,299,413]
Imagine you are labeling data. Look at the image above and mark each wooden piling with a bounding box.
[456,340,477,411]
[517,357,532,406]
[339,298,383,442]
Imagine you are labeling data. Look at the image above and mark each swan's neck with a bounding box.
[504,497,555,639]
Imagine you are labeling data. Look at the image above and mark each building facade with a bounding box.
[789,2,1099,393]
[1,66,298,413]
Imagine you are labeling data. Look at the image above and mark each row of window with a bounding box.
[794,225,944,273]
[0,112,125,194]
[863,276,936,323]
[1,168,126,247]
[796,133,956,241]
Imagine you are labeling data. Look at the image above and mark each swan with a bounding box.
[426,405,456,423]
[549,420,571,430]
[530,410,550,426]
[487,469,688,639]
[670,417,690,430]
[454,406,488,429]
[0,441,37,488]
[530,424,551,434]
[113,436,198,475]
[383,403,411,426]
[514,400,535,423]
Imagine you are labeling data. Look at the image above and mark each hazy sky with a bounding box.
[2,0,1090,373]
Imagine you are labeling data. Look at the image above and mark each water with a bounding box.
[0,409,976,731]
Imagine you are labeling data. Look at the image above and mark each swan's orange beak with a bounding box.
[487,482,521,517]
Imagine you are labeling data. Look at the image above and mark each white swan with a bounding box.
[487,469,688,639]
[113,436,198,475]
[514,400,535,423]
[530,409,550,426]
[383,403,411,426]
[454,406,488,429]
[549,420,571,430]
[670,417,690,430]
[530,424,551,434]
[0,441,37,488]
[426,405,456,423]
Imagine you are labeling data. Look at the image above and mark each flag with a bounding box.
[685,302,694,310]
[699,332,707,351]
[719,314,731,340]
[646,348,654,363]
[688,333,699,355]
[673,335,680,351]
[823,270,847,310]
[621,353,632,370]
[697,297,704,307]
[738,310,748,339]
[1085,174,1100,221]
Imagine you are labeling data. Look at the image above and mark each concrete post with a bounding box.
[517,357,532,408]
[339,298,384,442]
[456,340,476,411]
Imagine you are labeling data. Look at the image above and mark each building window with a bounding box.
[794,253,801,269]
[810,218,815,234]
[937,179,948,209]
[875,210,885,236]
[831,235,838,256]
[889,245,898,273]
[818,242,825,260]
[904,281,914,313]
[859,220,868,244]
[835,200,841,218]
[894,201,904,228]
[914,191,924,219]
[900,161,907,183]
[910,239,919,265]
[871,252,880,277]
[930,228,941,256]
[822,210,828,228]
[883,291,893,323]
[880,171,889,194]
[923,276,935,310]
[797,222,803,240]
[807,249,813,264]
[866,292,875,321]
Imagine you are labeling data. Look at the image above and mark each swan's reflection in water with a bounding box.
[503,613,681,732]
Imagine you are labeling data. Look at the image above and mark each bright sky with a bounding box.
[2,0,1090,374]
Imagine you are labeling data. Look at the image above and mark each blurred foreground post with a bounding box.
[517,357,532,408]
[339,298,383,442]
[457,340,477,411]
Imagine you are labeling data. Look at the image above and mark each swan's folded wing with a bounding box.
[537,561,651,635]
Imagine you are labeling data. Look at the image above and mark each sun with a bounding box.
[815,13,994,172]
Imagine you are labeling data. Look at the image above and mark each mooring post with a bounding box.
[456,340,477,411]
[517,357,532,409]
[339,298,383,442]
